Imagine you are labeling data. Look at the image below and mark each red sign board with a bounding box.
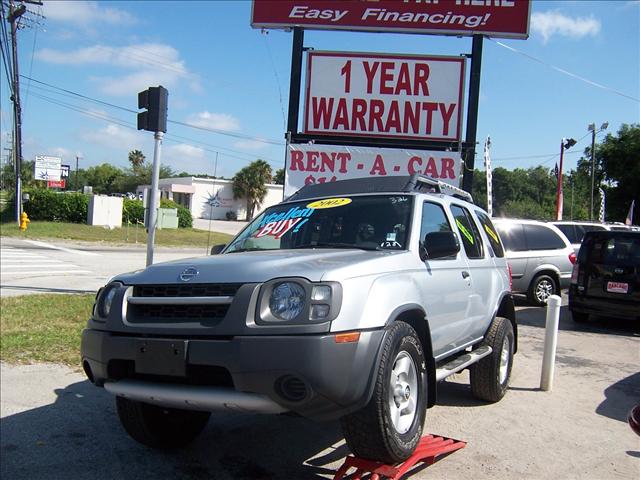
[252,0,531,39]
[304,51,465,141]
[48,179,66,188]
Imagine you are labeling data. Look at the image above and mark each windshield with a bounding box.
[225,195,413,253]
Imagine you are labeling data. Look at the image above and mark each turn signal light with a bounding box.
[334,332,361,343]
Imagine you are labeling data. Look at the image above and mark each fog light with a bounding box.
[311,285,332,301]
[310,304,330,320]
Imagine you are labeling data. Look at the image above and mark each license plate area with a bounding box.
[135,339,187,377]
[606,281,629,294]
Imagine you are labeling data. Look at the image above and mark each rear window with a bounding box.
[476,211,504,257]
[523,224,566,250]
[450,205,484,259]
[581,234,640,266]
[495,223,527,252]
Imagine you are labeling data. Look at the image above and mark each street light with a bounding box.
[556,137,576,221]
[588,121,608,221]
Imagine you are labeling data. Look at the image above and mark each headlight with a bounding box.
[269,282,306,321]
[96,282,121,318]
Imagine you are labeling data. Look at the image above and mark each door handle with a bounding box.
[461,271,470,279]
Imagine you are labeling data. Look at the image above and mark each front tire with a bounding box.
[116,397,210,449]
[470,317,514,402]
[340,322,427,464]
[527,274,558,306]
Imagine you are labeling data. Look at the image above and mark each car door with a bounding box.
[449,205,493,344]
[417,201,472,358]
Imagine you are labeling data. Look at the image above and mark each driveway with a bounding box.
[1,305,638,479]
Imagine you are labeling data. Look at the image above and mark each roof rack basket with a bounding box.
[404,174,474,203]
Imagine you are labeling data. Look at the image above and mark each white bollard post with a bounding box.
[540,295,562,391]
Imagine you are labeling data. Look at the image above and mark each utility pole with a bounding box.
[7,0,42,224]
[8,0,25,224]
[556,137,576,221]
[588,121,608,221]
[75,155,81,191]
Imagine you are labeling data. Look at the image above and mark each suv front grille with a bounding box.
[134,283,242,298]
[126,283,242,324]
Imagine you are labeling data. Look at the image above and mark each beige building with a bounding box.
[138,177,284,220]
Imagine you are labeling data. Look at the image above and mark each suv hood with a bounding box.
[113,249,413,285]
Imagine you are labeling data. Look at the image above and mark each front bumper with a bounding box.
[81,328,385,421]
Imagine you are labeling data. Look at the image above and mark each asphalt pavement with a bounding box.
[0,237,208,297]
[1,303,638,479]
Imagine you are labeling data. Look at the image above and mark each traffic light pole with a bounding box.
[146,131,163,266]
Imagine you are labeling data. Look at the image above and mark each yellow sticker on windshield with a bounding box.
[307,198,352,209]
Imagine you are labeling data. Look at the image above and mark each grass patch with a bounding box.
[0,221,233,248]
[1,294,94,366]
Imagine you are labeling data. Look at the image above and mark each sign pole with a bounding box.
[146,131,163,266]
[462,35,484,194]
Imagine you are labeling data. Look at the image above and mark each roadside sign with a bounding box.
[34,156,62,181]
[252,0,531,39]
[47,179,66,189]
[285,143,462,197]
[60,165,70,178]
[304,51,465,142]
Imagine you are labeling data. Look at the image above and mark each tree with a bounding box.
[274,168,285,185]
[598,124,639,223]
[232,160,272,220]
[128,150,146,170]
[83,163,125,194]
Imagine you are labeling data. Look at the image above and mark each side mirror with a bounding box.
[420,231,460,261]
[210,244,226,255]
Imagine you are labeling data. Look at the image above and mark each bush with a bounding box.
[226,210,238,221]
[121,198,192,228]
[23,190,89,223]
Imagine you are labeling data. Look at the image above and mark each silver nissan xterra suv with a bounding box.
[81,174,517,463]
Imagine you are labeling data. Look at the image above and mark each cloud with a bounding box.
[81,124,141,149]
[50,147,74,160]
[37,43,197,96]
[233,139,269,151]
[43,1,137,26]
[166,144,205,160]
[531,11,601,43]
[186,111,240,132]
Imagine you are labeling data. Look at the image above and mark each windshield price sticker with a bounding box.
[307,198,352,209]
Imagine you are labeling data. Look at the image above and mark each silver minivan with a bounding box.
[494,219,576,306]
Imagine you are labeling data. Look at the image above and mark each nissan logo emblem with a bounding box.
[179,266,199,282]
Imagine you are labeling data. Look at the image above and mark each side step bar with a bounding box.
[435,345,493,382]
[104,379,289,414]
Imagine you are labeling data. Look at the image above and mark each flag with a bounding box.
[625,200,635,225]
[598,187,606,223]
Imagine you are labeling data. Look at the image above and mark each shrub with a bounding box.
[22,190,89,223]
[226,210,238,221]
[121,199,192,228]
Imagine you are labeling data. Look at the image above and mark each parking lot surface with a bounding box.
[1,301,638,479]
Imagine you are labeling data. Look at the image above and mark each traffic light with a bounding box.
[137,86,168,133]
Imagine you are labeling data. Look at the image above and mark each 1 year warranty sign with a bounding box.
[303,51,465,142]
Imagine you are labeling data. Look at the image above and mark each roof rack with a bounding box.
[287,174,473,203]
[405,175,474,203]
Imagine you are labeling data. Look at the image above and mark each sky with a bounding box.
[1,0,638,182]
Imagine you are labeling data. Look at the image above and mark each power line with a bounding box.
[26,89,282,168]
[491,39,639,103]
[19,75,285,145]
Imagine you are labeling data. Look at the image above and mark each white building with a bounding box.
[138,177,284,220]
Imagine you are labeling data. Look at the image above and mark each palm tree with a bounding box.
[232,160,272,220]
[128,150,146,171]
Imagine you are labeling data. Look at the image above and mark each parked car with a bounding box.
[81,174,517,463]
[552,221,610,254]
[493,219,575,306]
[569,230,640,322]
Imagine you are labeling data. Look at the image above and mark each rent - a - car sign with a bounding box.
[284,143,462,197]
[252,0,531,39]
[304,51,465,142]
